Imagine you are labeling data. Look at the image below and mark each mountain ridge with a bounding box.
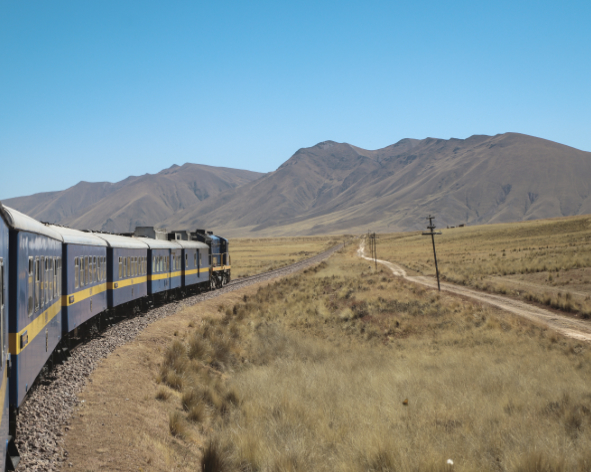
[5,133,591,236]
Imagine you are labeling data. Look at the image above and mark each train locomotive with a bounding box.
[0,202,230,470]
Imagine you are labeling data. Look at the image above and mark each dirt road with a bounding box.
[358,241,591,342]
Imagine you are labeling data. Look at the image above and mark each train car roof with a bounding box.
[94,233,149,249]
[47,225,108,247]
[134,237,182,249]
[174,240,209,250]
[0,204,63,241]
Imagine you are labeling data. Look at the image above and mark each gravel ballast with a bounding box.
[15,244,342,471]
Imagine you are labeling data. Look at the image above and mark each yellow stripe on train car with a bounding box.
[107,276,148,290]
[212,265,231,271]
[61,283,108,307]
[9,299,61,355]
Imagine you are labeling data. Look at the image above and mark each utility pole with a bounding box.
[367,231,377,270]
[422,215,442,291]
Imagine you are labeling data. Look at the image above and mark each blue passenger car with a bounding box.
[2,207,63,408]
[48,226,108,333]
[0,205,15,470]
[135,238,180,296]
[94,234,148,308]
[176,240,209,288]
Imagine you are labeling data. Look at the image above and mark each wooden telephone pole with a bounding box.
[367,231,377,270]
[422,215,442,291]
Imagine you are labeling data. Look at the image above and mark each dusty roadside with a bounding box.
[358,241,591,342]
[59,284,260,471]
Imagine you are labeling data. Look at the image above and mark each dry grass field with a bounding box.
[154,245,591,472]
[229,235,340,278]
[376,215,591,318]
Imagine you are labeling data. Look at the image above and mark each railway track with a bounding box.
[227,243,343,287]
[15,243,343,472]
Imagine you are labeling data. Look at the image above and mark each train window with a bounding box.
[57,258,60,295]
[84,256,88,286]
[49,258,53,301]
[117,256,121,279]
[127,256,131,277]
[52,258,56,300]
[75,257,79,289]
[135,257,138,276]
[28,257,34,315]
[35,257,40,310]
[194,252,197,270]
[53,258,57,298]
[43,256,47,306]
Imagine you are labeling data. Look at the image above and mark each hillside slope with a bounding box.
[4,164,264,232]
[161,133,591,235]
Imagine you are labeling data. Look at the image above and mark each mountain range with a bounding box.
[5,133,591,236]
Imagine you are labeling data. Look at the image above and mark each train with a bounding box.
[0,202,231,470]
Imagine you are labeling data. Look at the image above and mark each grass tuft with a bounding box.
[201,441,226,472]
[169,411,187,438]
[155,387,171,401]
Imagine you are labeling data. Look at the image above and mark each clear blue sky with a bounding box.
[1,0,590,199]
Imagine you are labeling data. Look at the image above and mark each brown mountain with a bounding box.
[160,133,591,236]
[3,164,264,232]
